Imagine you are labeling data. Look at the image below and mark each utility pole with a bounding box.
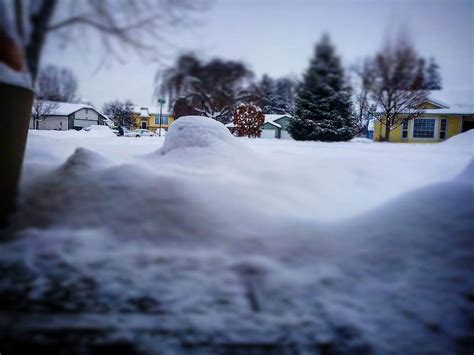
[158,98,166,137]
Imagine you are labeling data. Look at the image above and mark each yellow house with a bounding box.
[374,98,474,143]
[132,106,175,133]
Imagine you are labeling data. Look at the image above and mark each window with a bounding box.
[439,119,447,140]
[402,120,409,138]
[413,119,435,138]
[155,115,169,125]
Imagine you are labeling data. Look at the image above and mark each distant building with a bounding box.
[30,101,109,131]
[374,98,474,142]
[132,106,175,132]
[226,114,293,139]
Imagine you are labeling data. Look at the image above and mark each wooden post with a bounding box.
[0,83,33,227]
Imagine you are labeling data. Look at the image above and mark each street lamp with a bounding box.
[158,98,166,137]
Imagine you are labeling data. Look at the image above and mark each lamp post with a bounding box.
[158,98,166,137]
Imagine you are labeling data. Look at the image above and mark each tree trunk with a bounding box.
[25,0,57,81]
[384,125,391,141]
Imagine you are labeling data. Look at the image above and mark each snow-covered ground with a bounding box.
[1,118,473,354]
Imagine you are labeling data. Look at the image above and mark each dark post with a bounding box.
[0,83,34,227]
[158,98,165,137]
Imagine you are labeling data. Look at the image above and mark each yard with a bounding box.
[0,119,473,354]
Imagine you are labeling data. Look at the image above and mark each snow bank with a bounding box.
[1,128,473,353]
[29,125,117,139]
[161,116,237,154]
[350,137,373,144]
[441,128,474,150]
[81,125,117,138]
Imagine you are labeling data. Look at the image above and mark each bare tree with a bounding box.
[31,99,58,129]
[157,54,257,123]
[36,65,78,102]
[4,0,208,81]
[366,37,430,141]
[351,59,375,136]
[103,99,134,128]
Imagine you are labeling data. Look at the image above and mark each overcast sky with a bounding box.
[43,0,473,109]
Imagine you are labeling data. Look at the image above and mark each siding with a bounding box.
[37,116,69,130]
[73,108,100,128]
[374,115,463,142]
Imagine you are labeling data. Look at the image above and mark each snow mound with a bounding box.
[81,125,117,138]
[455,158,474,182]
[60,147,108,174]
[351,137,373,144]
[29,125,117,139]
[161,116,236,154]
[441,129,474,149]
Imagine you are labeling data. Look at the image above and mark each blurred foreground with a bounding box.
[0,120,473,354]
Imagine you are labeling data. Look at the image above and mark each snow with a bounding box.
[0,119,473,353]
[161,116,238,154]
[133,105,171,116]
[0,62,32,89]
[31,125,117,139]
[265,113,290,123]
[37,100,107,117]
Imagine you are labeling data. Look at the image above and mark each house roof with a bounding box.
[424,97,450,109]
[225,113,291,129]
[264,114,291,123]
[132,105,171,116]
[40,101,107,119]
[423,104,474,115]
[264,121,282,128]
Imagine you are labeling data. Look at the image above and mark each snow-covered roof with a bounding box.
[423,105,474,115]
[225,114,290,129]
[264,114,291,123]
[40,101,107,118]
[132,105,171,116]
[264,121,282,128]
[425,97,450,109]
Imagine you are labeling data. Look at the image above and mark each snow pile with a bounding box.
[0,62,32,89]
[0,128,473,353]
[441,128,474,151]
[350,137,373,143]
[161,116,237,154]
[81,125,117,137]
[29,125,117,139]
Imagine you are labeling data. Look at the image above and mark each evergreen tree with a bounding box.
[274,77,297,115]
[289,34,355,141]
[258,74,278,113]
[424,57,442,90]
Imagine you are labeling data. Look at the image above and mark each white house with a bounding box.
[30,101,109,131]
[226,114,293,139]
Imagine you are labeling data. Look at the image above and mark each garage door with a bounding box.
[280,130,292,139]
[74,119,99,128]
[261,129,276,139]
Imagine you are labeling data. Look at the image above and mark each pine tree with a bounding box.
[424,57,442,90]
[274,77,297,115]
[289,34,355,141]
[258,74,278,113]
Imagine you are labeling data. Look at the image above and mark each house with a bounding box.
[132,106,175,132]
[225,114,293,139]
[373,98,474,142]
[30,101,109,131]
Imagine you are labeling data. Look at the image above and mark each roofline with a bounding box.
[425,97,450,109]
